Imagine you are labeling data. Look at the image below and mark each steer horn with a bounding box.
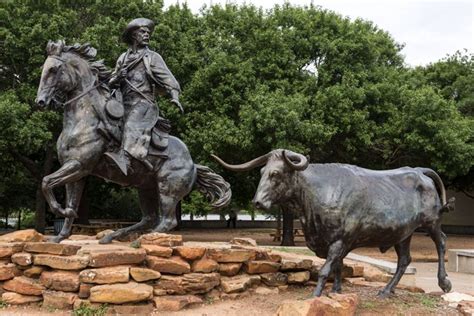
[211,153,270,172]
[282,150,309,171]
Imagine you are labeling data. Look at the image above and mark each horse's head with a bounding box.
[36,40,98,107]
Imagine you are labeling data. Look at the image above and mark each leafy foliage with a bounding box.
[0,2,472,222]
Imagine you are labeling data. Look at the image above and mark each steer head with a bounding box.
[212,149,309,210]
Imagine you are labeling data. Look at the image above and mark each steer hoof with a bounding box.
[439,279,452,293]
[377,290,393,298]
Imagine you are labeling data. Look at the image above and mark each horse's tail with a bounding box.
[194,164,232,209]
[418,168,455,213]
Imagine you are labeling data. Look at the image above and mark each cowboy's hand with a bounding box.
[119,69,127,78]
[171,99,184,113]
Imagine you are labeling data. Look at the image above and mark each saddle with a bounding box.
[98,94,169,157]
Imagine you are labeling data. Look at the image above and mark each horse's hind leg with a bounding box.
[49,179,86,243]
[152,163,194,233]
[378,235,412,298]
[99,187,158,244]
[428,224,452,292]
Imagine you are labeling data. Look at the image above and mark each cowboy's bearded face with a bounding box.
[132,26,150,47]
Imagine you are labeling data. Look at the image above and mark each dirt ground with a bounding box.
[0,284,457,316]
[179,228,474,262]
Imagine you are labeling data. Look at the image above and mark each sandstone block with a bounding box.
[0,229,44,243]
[174,246,206,260]
[42,290,77,310]
[141,244,173,257]
[11,253,32,266]
[276,300,311,316]
[89,282,153,304]
[139,233,183,247]
[24,242,80,256]
[220,275,253,293]
[34,254,89,270]
[2,292,42,304]
[218,263,242,276]
[280,259,313,271]
[146,255,190,275]
[207,248,256,263]
[192,257,219,273]
[245,261,280,274]
[130,267,161,282]
[23,266,43,278]
[78,283,92,299]
[287,271,310,284]
[109,303,155,315]
[230,237,257,247]
[155,272,220,295]
[260,272,288,287]
[40,270,79,292]
[87,248,146,267]
[3,276,45,296]
[95,229,114,240]
[79,266,129,284]
[154,295,202,311]
[0,263,21,281]
[308,293,359,316]
[0,243,24,259]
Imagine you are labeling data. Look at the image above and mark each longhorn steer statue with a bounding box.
[212,149,455,297]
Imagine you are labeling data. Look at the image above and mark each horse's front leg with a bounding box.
[42,160,86,217]
[49,179,86,243]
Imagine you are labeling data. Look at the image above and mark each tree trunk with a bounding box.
[281,207,295,246]
[34,143,55,234]
[77,188,90,225]
[17,209,22,230]
[34,185,46,233]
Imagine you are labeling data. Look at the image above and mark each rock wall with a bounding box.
[0,230,364,312]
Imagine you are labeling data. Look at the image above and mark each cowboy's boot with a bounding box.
[105,149,130,176]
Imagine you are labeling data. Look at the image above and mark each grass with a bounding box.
[418,294,438,309]
[73,303,108,316]
[0,300,8,309]
[360,301,377,309]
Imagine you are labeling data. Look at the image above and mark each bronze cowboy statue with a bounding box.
[106,18,183,175]
[35,18,231,243]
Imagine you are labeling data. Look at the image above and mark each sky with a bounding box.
[163,0,473,66]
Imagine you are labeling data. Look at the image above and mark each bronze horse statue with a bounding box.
[36,41,231,243]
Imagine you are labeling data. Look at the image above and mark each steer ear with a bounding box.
[211,153,270,172]
[283,150,309,171]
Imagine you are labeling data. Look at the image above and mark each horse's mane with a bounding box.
[46,40,111,83]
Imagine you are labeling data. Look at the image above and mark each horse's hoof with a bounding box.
[64,208,78,218]
[99,234,114,244]
[439,279,452,293]
[330,288,342,294]
[48,235,65,243]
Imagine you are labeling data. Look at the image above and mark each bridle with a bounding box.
[46,55,101,106]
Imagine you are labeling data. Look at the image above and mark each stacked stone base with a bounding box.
[0,230,364,312]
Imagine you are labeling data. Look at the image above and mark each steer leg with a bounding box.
[331,257,343,293]
[313,240,344,297]
[378,235,412,298]
[429,225,452,293]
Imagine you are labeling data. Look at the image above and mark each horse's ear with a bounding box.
[46,40,65,56]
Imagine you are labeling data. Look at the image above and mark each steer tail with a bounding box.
[419,168,455,213]
[194,164,232,209]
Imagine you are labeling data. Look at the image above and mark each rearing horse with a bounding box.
[36,41,231,243]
